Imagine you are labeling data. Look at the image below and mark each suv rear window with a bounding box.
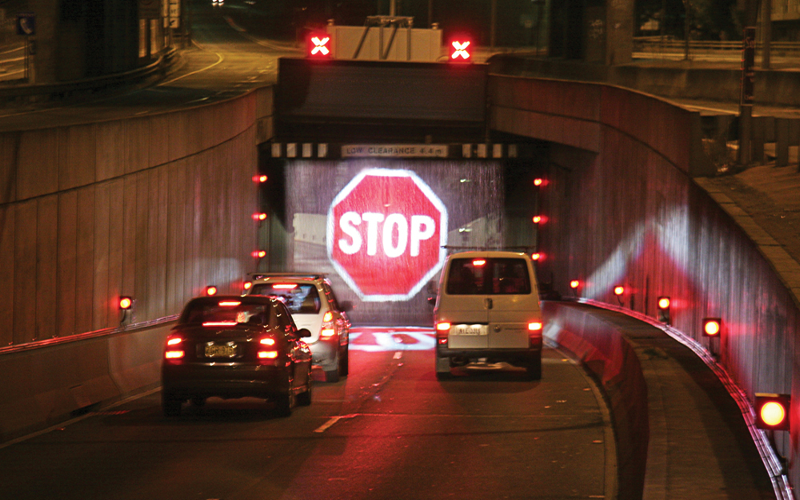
[250,283,321,314]
[445,258,531,295]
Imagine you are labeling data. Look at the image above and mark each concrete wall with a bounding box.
[0,90,272,346]
[490,73,799,491]
[0,87,273,439]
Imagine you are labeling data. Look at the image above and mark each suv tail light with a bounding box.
[165,336,185,363]
[320,311,335,338]
[436,322,451,346]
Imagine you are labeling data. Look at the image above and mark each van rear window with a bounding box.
[445,258,532,295]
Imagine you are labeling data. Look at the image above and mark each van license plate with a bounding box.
[454,325,487,336]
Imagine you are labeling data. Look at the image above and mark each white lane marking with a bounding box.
[314,414,357,433]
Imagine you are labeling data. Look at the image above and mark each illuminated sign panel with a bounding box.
[327,169,448,301]
[341,144,448,158]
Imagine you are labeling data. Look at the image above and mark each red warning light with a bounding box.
[252,212,267,221]
[450,40,472,61]
[703,318,721,337]
[531,252,541,261]
[570,280,580,289]
[613,285,625,296]
[755,394,791,431]
[205,285,218,296]
[533,178,544,187]
[119,296,133,310]
[252,250,266,259]
[252,174,268,183]
[308,34,331,58]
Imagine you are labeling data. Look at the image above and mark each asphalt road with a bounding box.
[0,328,613,500]
[0,1,302,132]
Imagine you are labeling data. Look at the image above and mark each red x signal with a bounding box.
[450,40,471,62]
[308,34,331,58]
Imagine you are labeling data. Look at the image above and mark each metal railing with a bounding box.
[634,37,800,55]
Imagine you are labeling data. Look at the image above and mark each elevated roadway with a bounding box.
[0,3,794,499]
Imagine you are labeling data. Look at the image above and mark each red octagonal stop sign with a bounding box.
[327,169,448,301]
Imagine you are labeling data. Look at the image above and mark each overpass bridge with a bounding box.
[0,14,797,499]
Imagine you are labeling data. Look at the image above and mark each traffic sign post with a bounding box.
[327,169,448,301]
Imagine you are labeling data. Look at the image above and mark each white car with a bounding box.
[244,274,352,382]
[432,251,544,380]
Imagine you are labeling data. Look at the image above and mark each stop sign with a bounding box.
[327,169,448,301]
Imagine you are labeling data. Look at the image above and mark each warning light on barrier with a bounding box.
[657,296,671,324]
[205,285,218,296]
[570,280,580,289]
[613,285,625,296]
[450,40,472,61]
[755,393,791,431]
[119,297,133,310]
[531,252,541,261]
[252,250,266,259]
[253,174,268,183]
[533,178,544,187]
[252,212,267,221]
[702,317,721,337]
[308,34,331,58]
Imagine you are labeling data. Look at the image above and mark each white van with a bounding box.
[432,251,543,379]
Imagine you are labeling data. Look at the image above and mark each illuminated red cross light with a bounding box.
[309,35,331,58]
[450,40,471,61]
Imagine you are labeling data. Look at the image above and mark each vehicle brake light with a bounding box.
[258,351,279,359]
[203,321,237,327]
[219,301,241,307]
[273,284,298,289]
[472,259,486,267]
[436,322,450,345]
[243,281,252,291]
[321,328,335,338]
[260,338,276,346]
[164,334,185,361]
[323,311,333,322]
[528,322,543,331]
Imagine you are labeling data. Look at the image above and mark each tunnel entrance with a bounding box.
[265,58,548,325]
[257,143,548,326]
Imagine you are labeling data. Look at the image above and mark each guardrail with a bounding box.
[634,37,800,54]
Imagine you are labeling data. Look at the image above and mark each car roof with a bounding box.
[187,295,278,305]
[248,273,326,283]
[447,250,530,259]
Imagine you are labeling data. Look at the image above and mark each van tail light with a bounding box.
[528,321,543,346]
[258,337,279,364]
[164,336,185,363]
[436,322,451,346]
[321,328,336,338]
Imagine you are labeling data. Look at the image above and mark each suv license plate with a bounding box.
[205,343,237,358]
[454,325,487,336]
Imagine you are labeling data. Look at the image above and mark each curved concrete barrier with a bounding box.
[0,320,174,442]
[543,301,648,500]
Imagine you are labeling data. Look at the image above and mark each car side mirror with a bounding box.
[339,301,353,312]
[297,328,312,338]
[427,296,437,307]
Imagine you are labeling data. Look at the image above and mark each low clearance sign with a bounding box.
[327,169,448,301]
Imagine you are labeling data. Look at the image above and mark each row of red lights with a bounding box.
[306,33,475,63]
[532,176,790,431]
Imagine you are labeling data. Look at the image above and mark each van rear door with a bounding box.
[486,258,537,349]
[440,257,490,349]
